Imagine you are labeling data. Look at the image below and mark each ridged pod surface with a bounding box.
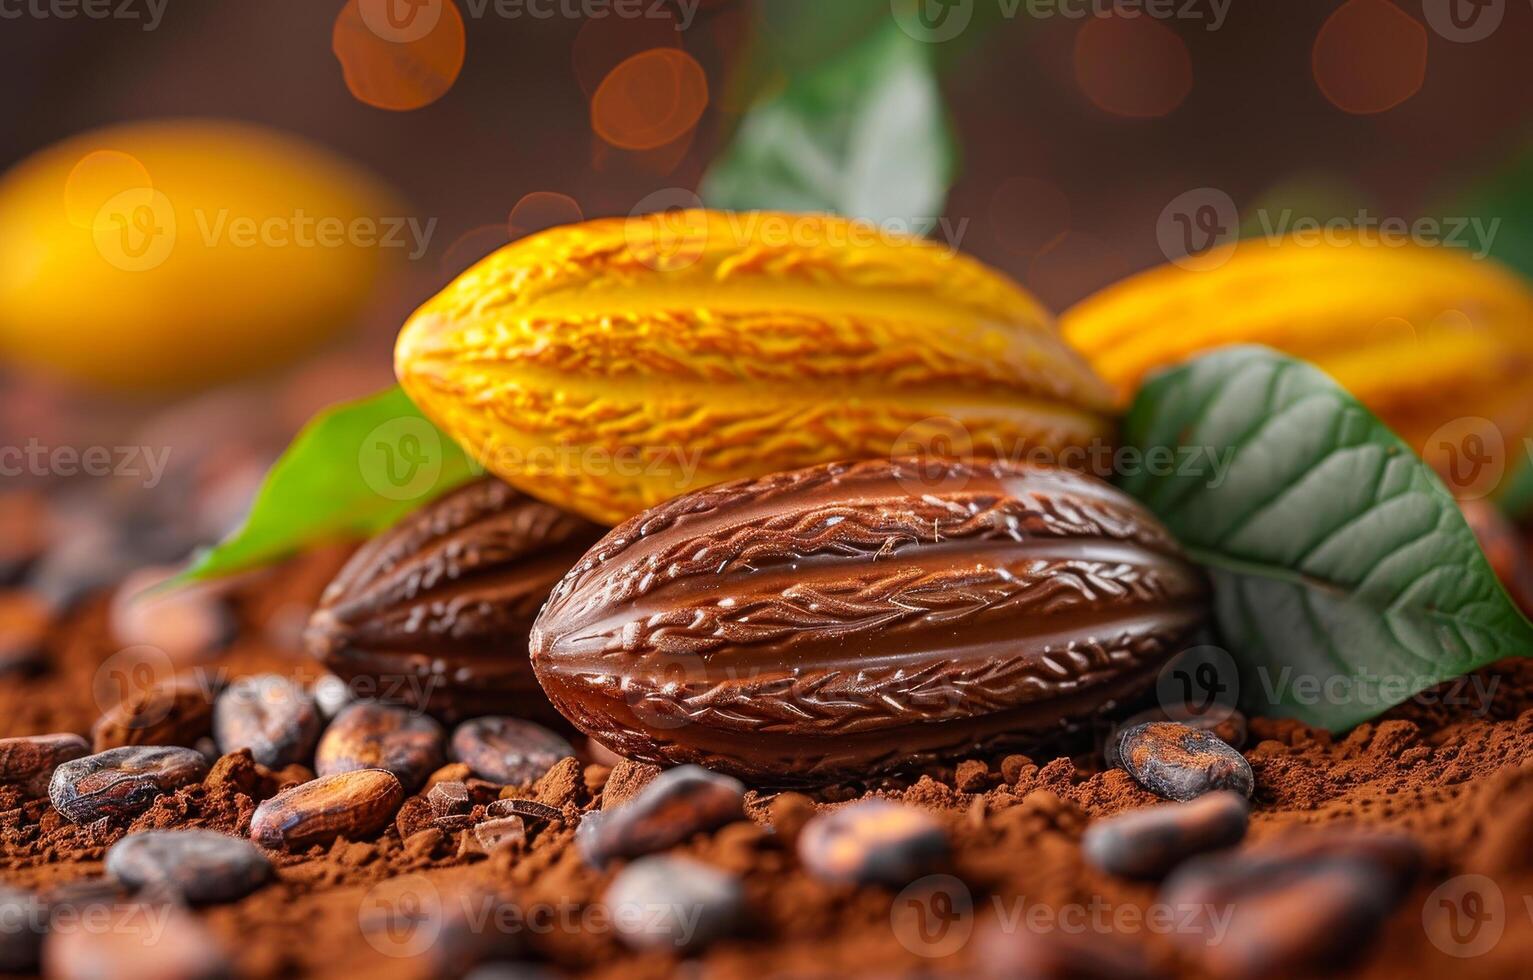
[396,210,1116,525]
[1061,236,1533,463]
[529,458,1209,783]
[306,478,604,720]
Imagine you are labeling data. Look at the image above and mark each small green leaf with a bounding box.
[180,386,479,582]
[701,22,955,232]
[1118,346,1533,730]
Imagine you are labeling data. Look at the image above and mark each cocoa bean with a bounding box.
[315,702,444,793]
[450,716,574,785]
[48,746,209,825]
[604,855,744,952]
[1115,722,1253,801]
[249,769,403,851]
[105,829,271,904]
[212,675,321,768]
[1160,829,1422,979]
[1081,791,1248,878]
[797,799,949,887]
[91,678,215,753]
[577,765,744,868]
[0,733,89,797]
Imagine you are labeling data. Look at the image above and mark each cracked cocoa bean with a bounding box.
[49,746,209,825]
[1115,721,1253,801]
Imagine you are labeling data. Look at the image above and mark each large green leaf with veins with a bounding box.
[1118,346,1533,729]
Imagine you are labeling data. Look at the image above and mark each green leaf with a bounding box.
[1118,346,1533,730]
[1495,449,1533,520]
[179,386,479,582]
[701,21,955,232]
[1448,139,1533,279]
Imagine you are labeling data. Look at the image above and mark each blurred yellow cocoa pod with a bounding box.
[1061,237,1533,485]
[397,209,1115,524]
[0,120,397,392]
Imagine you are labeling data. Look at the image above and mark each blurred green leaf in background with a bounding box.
[702,11,957,232]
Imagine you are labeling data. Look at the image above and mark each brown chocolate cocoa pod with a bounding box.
[305,478,605,721]
[530,458,1210,782]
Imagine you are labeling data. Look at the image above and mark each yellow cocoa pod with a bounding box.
[0,120,396,392]
[397,210,1115,524]
[1061,236,1533,469]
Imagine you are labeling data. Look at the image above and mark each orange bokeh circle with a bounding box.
[333,0,466,112]
[1074,16,1193,119]
[591,48,709,151]
[1312,0,1427,115]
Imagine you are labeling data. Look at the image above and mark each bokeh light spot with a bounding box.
[1312,0,1427,114]
[591,48,709,151]
[571,11,681,98]
[64,150,153,229]
[508,192,584,240]
[1073,16,1192,119]
[332,0,465,112]
[989,177,1072,257]
[439,224,510,279]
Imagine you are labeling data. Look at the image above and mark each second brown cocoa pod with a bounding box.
[531,458,1210,782]
[305,478,604,720]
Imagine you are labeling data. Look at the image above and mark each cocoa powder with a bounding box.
[0,549,1529,977]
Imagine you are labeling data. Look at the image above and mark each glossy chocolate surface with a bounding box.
[306,478,605,720]
[530,458,1210,782]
